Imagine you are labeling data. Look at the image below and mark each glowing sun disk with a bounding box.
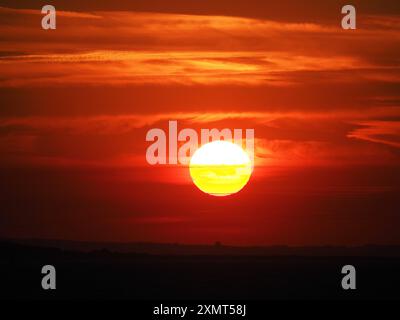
[189,141,252,196]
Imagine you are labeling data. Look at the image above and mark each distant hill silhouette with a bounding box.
[2,239,400,299]
[3,238,400,257]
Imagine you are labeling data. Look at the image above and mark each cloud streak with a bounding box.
[1,108,399,169]
[0,9,399,87]
[348,121,400,148]
[0,50,368,87]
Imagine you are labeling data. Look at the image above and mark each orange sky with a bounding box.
[0,0,399,245]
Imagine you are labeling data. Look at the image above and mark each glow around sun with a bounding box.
[189,141,253,196]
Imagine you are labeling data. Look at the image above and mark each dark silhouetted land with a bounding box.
[1,239,400,300]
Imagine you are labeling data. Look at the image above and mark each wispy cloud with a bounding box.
[0,9,399,87]
[0,50,367,87]
[348,121,400,148]
[1,108,399,169]
[0,6,102,19]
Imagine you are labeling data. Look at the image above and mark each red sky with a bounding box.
[0,0,400,245]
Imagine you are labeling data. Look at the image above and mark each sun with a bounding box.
[189,140,252,196]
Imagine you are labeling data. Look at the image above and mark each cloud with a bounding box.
[0,9,399,87]
[0,6,102,19]
[0,7,399,169]
[348,121,400,148]
[1,108,399,169]
[1,107,398,133]
[0,50,367,87]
